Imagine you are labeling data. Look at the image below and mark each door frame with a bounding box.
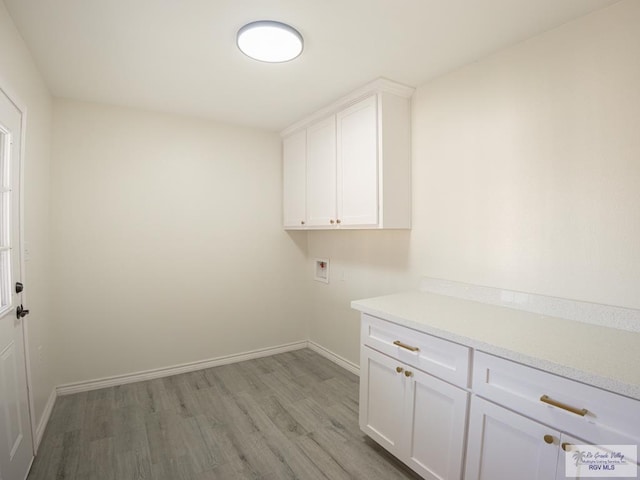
[0,78,38,455]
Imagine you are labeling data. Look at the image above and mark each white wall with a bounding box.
[51,100,308,385]
[0,0,54,430]
[6,0,638,393]
[308,0,640,366]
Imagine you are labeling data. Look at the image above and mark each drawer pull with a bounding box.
[404,370,413,377]
[396,366,404,374]
[393,340,420,352]
[543,434,555,444]
[540,395,588,417]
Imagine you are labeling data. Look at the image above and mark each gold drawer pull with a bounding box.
[562,443,573,452]
[543,434,555,444]
[404,370,413,377]
[393,340,420,352]
[540,395,588,417]
[396,366,404,374]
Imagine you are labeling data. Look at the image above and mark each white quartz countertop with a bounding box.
[351,291,640,401]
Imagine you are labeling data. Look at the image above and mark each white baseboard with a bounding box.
[34,388,56,451]
[56,340,308,396]
[308,341,360,376]
[55,339,359,396]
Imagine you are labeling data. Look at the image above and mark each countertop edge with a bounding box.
[351,298,640,402]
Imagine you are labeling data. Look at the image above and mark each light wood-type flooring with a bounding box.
[27,348,422,479]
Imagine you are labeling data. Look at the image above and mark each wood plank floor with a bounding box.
[28,348,422,480]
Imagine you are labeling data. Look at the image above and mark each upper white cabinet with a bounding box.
[281,79,414,230]
[337,95,378,226]
[306,115,337,227]
[282,129,307,228]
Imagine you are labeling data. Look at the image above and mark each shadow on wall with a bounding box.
[286,230,308,256]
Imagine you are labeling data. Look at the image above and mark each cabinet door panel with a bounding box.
[465,397,560,480]
[337,95,378,226]
[283,130,306,228]
[360,346,406,456]
[408,368,468,480]
[306,116,336,227]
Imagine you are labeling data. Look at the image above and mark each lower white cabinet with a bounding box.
[465,396,560,480]
[465,396,640,480]
[358,314,640,480]
[360,346,468,480]
[466,352,640,480]
[359,346,405,455]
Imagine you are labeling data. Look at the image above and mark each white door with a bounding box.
[0,89,33,480]
[305,116,336,227]
[359,346,406,457]
[465,396,559,480]
[336,95,378,226]
[406,367,468,480]
[282,130,307,228]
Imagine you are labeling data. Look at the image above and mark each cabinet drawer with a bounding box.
[473,351,640,445]
[361,314,470,387]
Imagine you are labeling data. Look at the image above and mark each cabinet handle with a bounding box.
[393,340,420,352]
[562,443,573,452]
[543,434,555,444]
[301,220,305,225]
[396,366,404,373]
[404,370,413,377]
[330,219,335,224]
[540,395,588,417]
[336,219,341,224]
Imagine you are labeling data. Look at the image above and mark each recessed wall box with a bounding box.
[314,258,329,283]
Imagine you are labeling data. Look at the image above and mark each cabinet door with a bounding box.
[337,95,378,226]
[406,368,468,480]
[465,396,560,480]
[283,130,307,228]
[359,346,406,457]
[306,116,336,227]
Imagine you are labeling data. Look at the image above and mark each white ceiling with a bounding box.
[5,0,619,131]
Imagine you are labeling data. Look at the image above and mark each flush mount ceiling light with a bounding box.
[237,21,303,63]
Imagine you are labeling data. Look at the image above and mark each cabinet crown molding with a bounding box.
[280,77,415,138]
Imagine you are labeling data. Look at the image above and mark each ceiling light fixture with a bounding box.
[237,21,303,63]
